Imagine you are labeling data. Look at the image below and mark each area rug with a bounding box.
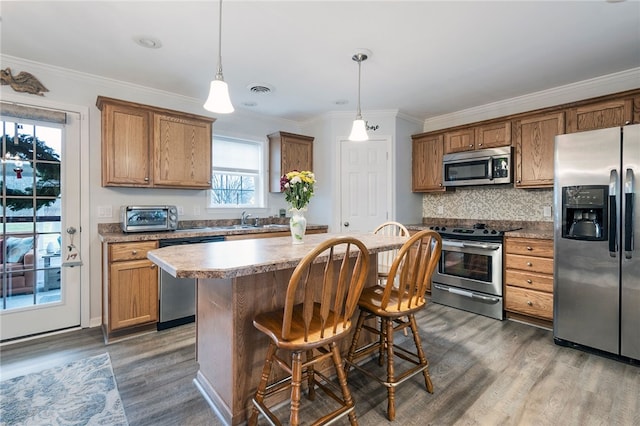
[0,353,128,425]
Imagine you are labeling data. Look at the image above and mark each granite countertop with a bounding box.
[147,232,407,279]
[98,222,328,243]
[406,219,554,240]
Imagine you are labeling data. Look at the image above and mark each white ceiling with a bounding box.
[2,1,639,122]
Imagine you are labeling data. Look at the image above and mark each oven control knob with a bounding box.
[483,230,489,234]
[430,226,436,230]
[491,230,497,234]
[441,227,446,231]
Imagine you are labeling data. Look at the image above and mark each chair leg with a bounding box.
[290,351,303,426]
[378,317,386,366]
[330,342,358,426]
[306,349,316,401]
[249,342,277,426]
[345,310,366,373]
[385,317,396,421]
[409,314,433,393]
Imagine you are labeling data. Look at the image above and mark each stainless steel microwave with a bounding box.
[443,146,512,187]
[121,205,178,233]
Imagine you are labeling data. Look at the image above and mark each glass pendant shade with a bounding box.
[349,118,369,141]
[204,78,234,113]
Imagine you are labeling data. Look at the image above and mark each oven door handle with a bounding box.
[461,242,501,251]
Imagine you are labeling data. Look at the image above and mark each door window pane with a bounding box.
[1,119,62,310]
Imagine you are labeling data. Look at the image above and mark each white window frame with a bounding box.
[209,135,265,209]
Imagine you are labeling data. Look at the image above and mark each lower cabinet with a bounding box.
[103,241,159,341]
[504,237,554,325]
[224,228,326,241]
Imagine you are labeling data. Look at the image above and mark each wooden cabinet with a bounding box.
[103,241,159,340]
[444,128,475,154]
[566,98,634,133]
[476,121,511,150]
[513,111,565,188]
[97,96,214,189]
[443,121,511,154]
[412,133,445,192]
[268,131,314,192]
[504,237,554,324]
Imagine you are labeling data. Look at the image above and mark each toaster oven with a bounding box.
[121,205,178,233]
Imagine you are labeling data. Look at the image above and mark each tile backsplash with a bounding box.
[422,186,553,222]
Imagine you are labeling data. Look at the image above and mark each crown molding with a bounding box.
[422,67,640,132]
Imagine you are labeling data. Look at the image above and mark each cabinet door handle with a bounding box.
[478,143,483,147]
[527,279,532,284]
[527,262,533,267]
[469,144,474,148]
[526,246,533,251]
[132,250,138,255]
[144,177,150,181]
[150,264,157,269]
[527,301,533,306]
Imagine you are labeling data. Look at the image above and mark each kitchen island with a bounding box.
[147,232,407,425]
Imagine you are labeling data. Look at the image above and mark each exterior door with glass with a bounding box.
[0,108,81,341]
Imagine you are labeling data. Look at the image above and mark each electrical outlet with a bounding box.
[177,205,184,215]
[97,205,112,218]
[437,206,444,214]
[193,206,200,216]
[543,205,552,217]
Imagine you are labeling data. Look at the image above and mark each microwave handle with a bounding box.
[488,157,493,181]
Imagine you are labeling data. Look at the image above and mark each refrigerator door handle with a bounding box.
[624,168,634,259]
[609,169,619,257]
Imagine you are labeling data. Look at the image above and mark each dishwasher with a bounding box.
[157,235,225,330]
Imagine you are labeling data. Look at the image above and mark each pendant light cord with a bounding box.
[356,57,362,119]
[216,0,224,79]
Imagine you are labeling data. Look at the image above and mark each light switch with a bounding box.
[543,206,552,217]
[98,205,112,218]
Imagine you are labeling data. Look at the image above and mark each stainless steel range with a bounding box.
[429,223,505,320]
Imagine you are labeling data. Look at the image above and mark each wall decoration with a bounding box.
[1,67,49,96]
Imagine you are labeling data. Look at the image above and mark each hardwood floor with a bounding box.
[2,302,639,425]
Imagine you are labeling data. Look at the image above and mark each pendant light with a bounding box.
[348,51,370,141]
[204,0,234,113]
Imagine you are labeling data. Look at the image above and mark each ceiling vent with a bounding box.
[247,83,273,94]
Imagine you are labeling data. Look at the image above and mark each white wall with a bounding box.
[1,55,302,327]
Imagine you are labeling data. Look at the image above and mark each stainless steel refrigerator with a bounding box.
[553,124,639,362]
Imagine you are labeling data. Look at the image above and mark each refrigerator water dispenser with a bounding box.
[562,186,608,241]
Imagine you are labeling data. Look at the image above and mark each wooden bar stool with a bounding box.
[344,230,442,421]
[248,236,370,426]
[373,221,409,287]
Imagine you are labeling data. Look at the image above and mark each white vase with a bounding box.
[289,208,307,244]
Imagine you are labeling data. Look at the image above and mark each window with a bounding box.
[210,136,264,208]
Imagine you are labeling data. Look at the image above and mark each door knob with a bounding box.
[343,222,349,227]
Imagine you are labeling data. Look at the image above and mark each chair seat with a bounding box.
[254,303,352,351]
[358,285,426,317]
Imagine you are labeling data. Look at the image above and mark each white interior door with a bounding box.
[340,137,391,233]
[0,109,82,341]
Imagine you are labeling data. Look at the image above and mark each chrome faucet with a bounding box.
[241,211,252,226]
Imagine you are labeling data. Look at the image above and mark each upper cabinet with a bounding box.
[443,128,475,154]
[513,111,565,188]
[412,133,445,192]
[97,96,215,189]
[444,121,511,154]
[268,131,314,192]
[566,97,635,133]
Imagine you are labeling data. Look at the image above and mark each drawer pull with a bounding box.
[132,250,138,255]
[527,279,532,284]
[526,246,533,251]
[527,262,533,267]
[527,301,533,306]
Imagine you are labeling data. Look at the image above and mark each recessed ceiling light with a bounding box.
[134,37,162,49]
[247,83,273,94]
